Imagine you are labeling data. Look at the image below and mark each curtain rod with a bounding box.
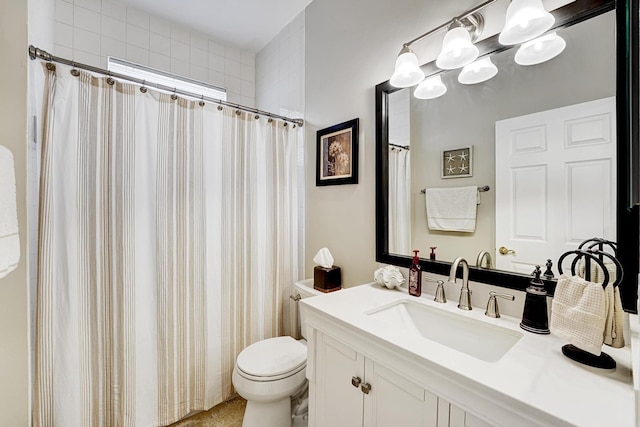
[28,45,304,127]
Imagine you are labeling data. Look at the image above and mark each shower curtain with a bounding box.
[33,63,300,427]
[388,147,411,255]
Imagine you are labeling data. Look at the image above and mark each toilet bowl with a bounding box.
[232,279,325,427]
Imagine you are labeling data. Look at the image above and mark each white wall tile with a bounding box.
[208,40,224,56]
[150,16,171,37]
[241,64,254,82]
[54,44,74,59]
[102,15,126,42]
[190,32,208,51]
[170,58,189,77]
[171,25,189,44]
[53,0,255,105]
[101,0,126,21]
[208,53,224,73]
[74,0,101,13]
[73,49,102,68]
[149,52,171,72]
[101,36,126,60]
[74,5,100,33]
[127,8,149,30]
[208,70,225,87]
[190,47,208,68]
[127,23,149,49]
[55,22,73,48]
[55,0,73,25]
[225,58,241,77]
[126,43,149,65]
[171,39,189,62]
[150,32,170,54]
[73,27,100,53]
[190,65,208,82]
[225,48,241,62]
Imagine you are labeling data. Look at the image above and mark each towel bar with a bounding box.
[420,185,489,194]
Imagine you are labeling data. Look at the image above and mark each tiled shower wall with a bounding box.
[53,0,256,106]
[255,11,304,119]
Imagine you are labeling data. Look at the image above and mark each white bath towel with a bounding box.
[0,145,19,279]
[425,186,478,232]
[550,274,607,355]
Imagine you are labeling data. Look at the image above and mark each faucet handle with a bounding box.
[434,280,446,303]
[485,291,515,318]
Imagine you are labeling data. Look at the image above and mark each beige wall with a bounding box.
[303,0,488,286]
[0,0,30,424]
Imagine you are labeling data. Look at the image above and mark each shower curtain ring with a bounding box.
[199,95,205,107]
[171,88,178,101]
[140,80,147,93]
[106,72,115,86]
[70,62,80,77]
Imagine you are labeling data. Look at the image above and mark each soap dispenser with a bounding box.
[520,266,550,334]
[408,250,422,297]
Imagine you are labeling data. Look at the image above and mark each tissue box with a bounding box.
[314,266,342,292]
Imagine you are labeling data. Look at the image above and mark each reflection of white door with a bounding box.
[495,97,616,273]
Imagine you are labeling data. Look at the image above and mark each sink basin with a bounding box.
[366,300,523,363]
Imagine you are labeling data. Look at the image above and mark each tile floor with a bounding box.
[169,396,246,427]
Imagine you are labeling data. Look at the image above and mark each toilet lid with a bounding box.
[237,336,307,378]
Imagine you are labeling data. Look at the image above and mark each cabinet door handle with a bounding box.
[361,383,372,394]
[351,376,362,388]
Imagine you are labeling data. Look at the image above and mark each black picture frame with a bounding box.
[316,118,359,186]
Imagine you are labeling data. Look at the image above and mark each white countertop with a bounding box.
[301,283,636,427]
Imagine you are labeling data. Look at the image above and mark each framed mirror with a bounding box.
[375,0,639,311]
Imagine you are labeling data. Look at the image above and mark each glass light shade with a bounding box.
[499,0,555,45]
[436,27,479,70]
[458,57,498,84]
[390,47,425,88]
[515,32,566,65]
[414,75,447,100]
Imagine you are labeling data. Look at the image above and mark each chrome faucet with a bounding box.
[448,257,472,310]
[476,250,493,269]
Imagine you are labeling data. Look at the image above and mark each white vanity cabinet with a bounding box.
[309,331,485,427]
[311,331,437,426]
[301,284,635,427]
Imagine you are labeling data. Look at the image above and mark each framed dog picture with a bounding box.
[316,118,359,186]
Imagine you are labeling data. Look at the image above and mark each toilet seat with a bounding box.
[236,336,307,382]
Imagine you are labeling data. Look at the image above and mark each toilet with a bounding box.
[232,279,324,427]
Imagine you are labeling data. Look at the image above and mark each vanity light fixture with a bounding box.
[435,18,481,70]
[390,45,425,88]
[389,0,497,88]
[514,32,566,65]
[499,0,555,45]
[458,57,498,84]
[414,75,447,99]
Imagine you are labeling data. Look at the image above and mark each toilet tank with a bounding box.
[290,279,323,340]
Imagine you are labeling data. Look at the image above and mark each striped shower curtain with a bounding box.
[33,63,300,427]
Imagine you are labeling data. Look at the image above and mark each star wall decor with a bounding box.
[441,146,473,178]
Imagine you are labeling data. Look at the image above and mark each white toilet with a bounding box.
[232,279,324,427]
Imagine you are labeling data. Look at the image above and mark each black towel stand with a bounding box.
[556,247,623,370]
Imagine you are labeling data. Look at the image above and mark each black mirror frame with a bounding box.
[375,0,639,312]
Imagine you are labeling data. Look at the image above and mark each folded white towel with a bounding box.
[550,274,606,355]
[0,145,20,279]
[425,186,478,233]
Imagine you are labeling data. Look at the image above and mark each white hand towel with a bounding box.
[0,145,19,279]
[425,186,478,233]
[550,274,607,355]
[603,285,625,348]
